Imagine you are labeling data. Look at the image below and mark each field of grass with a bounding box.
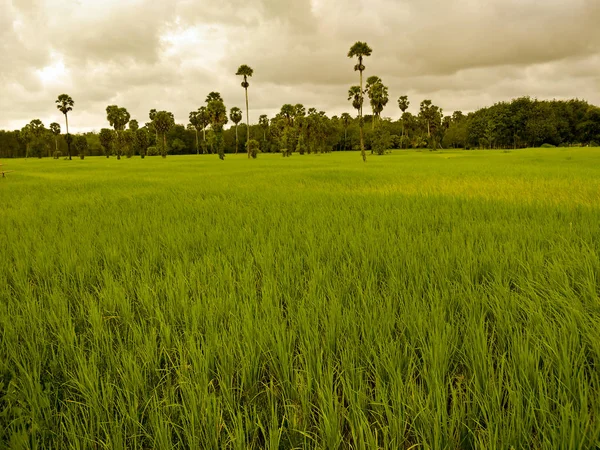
[1,148,599,449]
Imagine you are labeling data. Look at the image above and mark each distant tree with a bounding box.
[419,100,443,149]
[153,111,175,157]
[189,111,201,154]
[206,92,223,103]
[198,107,210,154]
[29,119,47,158]
[135,128,149,158]
[398,95,410,141]
[236,64,254,157]
[207,95,228,160]
[229,107,243,154]
[99,128,113,158]
[247,139,260,159]
[149,109,158,144]
[106,105,130,159]
[50,122,61,157]
[366,76,389,132]
[56,94,74,160]
[341,113,352,150]
[348,42,372,162]
[259,114,269,149]
[74,135,88,159]
[129,119,139,132]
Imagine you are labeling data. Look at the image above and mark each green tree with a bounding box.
[129,119,139,132]
[189,111,201,155]
[259,114,269,150]
[198,107,210,154]
[236,64,254,158]
[340,113,352,150]
[229,107,243,154]
[56,94,74,160]
[419,100,443,149]
[50,122,61,157]
[207,95,228,160]
[149,109,158,144]
[99,128,114,158]
[348,42,372,162]
[74,135,88,159]
[135,128,150,158]
[153,111,175,157]
[106,105,131,159]
[398,95,410,141]
[28,120,47,158]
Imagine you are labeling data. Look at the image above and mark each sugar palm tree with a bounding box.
[398,95,410,141]
[50,122,61,157]
[189,111,201,154]
[229,107,243,154]
[340,113,352,150]
[198,107,209,154]
[347,42,372,162]
[56,94,74,160]
[236,64,254,158]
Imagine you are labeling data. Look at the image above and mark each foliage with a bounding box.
[74,135,88,159]
[99,128,114,158]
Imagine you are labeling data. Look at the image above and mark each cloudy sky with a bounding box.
[2,0,599,132]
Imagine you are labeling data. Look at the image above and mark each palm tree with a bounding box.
[50,122,61,157]
[229,107,243,154]
[366,76,389,130]
[106,105,131,160]
[340,113,352,150]
[259,114,269,148]
[198,107,209,154]
[189,111,201,154]
[149,109,158,145]
[398,96,410,142]
[56,94,74,160]
[236,64,254,158]
[207,97,228,160]
[347,42,372,162]
[153,111,175,158]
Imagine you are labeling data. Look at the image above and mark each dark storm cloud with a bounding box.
[1,0,599,131]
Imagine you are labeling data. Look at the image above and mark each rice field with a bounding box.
[1,148,599,449]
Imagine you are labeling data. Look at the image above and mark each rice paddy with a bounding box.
[1,148,599,448]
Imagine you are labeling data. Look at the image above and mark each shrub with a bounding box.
[541,143,556,148]
[53,151,62,159]
[147,146,159,156]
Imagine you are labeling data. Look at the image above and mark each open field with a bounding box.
[1,149,599,448]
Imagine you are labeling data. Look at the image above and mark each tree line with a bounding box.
[1,42,599,160]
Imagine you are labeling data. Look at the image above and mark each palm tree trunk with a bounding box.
[195,129,199,155]
[54,137,58,156]
[344,128,347,150]
[359,69,366,162]
[65,114,71,160]
[235,124,239,154]
[245,84,250,159]
[202,127,206,154]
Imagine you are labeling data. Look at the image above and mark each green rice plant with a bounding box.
[0,148,599,448]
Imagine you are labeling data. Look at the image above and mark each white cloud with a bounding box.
[0,0,599,132]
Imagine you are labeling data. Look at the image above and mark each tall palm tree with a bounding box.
[56,94,74,160]
[398,96,410,142]
[229,107,243,154]
[50,122,61,157]
[340,113,352,150]
[236,64,254,158]
[347,42,372,162]
[198,107,209,154]
[207,97,228,160]
[259,114,269,148]
[189,111,200,154]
